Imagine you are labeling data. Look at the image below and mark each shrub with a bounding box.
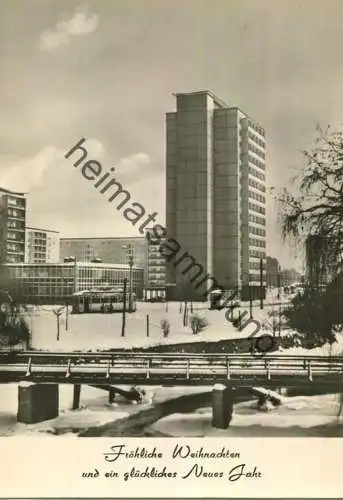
[283,286,337,347]
[161,319,170,338]
[0,307,31,347]
[189,314,208,334]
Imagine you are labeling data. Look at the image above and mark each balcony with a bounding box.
[7,211,25,220]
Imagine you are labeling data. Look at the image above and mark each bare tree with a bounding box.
[43,306,65,341]
[277,125,343,279]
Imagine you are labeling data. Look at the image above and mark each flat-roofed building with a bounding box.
[60,236,148,281]
[3,261,144,304]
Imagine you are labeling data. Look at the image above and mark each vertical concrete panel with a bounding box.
[17,382,59,424]
[212,383,234,429]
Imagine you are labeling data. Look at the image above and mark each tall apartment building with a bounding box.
[25,227,60,264]
[0,187,27,264]
[166,91,266,300]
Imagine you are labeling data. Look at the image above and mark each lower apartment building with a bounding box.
[0,187,26,264]
[25,227,60,263]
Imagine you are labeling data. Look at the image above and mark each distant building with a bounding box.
[25,227,60,264]
[0,187,27,264]
[3,261,144,304]
[60,237,148,281]
[279,268,302,287]
[166,90,266,301]
[266,256,280,288]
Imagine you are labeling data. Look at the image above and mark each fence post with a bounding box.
[146,314,150,337]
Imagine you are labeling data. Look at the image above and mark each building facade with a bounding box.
[60,237,148,279]
[0,187,26,264]
[25,227,60,264]
[166,91,266,300]
[4,261,144,304]
[279,268,302,287]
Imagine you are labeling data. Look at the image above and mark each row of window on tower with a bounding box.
[248,166,265,182]
[249,143,265,160]
[248,152,265,171]
[7,220,24,229]
[248,178,266,193]
[249,202,266,215]
[248,131,265,149]
[249,225,266,237]
[248,214,265,226]
[249,249,266,259]
[248,120,265,138]
[249,190,265,204]
[249,238,266,248]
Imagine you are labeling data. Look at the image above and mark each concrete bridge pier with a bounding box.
[72,384,81,410]
[17,382,59,424]
[212,383,235,429]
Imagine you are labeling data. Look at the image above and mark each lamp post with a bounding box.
[240,272,253,319]
[60,268,73,331]
[122,244,134,313]
[259,258,264,310]
[277,265,281,300]
[248,275,253,319]
[121,278,128,337]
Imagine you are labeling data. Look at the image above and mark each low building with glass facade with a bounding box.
[3,261,144,304]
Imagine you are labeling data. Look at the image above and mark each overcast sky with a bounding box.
[1,0,343,269]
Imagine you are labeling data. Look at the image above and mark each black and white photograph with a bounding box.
[1,0,343,496]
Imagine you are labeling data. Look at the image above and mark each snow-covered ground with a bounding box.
[24,299,343,355]
[1,299,343,437]
[149,394,343,437]
[0,383,208,437]
[27,301,246,351]
[1,382,342,437]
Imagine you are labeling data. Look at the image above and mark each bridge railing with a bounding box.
[2,350,343,362]
[1,351,343,384]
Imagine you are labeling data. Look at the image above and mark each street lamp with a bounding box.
[277,265,281,300]
[59,267,75,331]
[240,271,253,319]
[122,244,134,313]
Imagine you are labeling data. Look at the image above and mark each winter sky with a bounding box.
[1,0,343,268]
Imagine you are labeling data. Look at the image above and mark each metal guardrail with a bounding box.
[0,351,343,387]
